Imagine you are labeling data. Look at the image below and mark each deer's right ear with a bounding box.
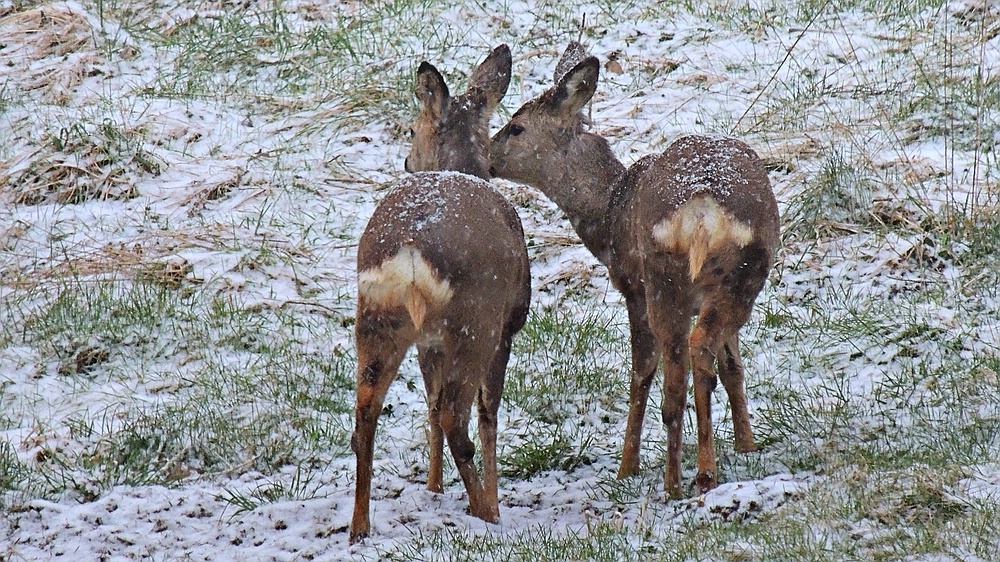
[468,44,512,112]
[415,62,450,123]
[552,56,599,117]
[553,41,589,84]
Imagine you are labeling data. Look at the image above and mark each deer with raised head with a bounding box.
[350,44,530,543]
[489,43,779,497]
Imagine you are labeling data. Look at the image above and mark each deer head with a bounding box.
[404,44,511,178]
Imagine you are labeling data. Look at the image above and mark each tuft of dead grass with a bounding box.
[0,119,163,205]
[0,143,152,206]
[0,4,163,205]
[0,230,207,291]
[0,5,99,105]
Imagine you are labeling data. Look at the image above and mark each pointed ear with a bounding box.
[467,44,512,112]
[415,61,450,122]
[551,56,599,117]
[553,41,589,84]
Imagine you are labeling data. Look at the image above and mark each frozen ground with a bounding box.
[1,0,998,560]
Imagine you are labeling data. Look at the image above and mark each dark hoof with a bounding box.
[695,470,717,494]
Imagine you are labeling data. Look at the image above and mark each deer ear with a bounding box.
[415,61,450,122]
[468,44,512,112]
[552,56,599,117]
[554,41,589,84]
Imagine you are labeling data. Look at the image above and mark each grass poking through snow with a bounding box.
[0,0,998,559]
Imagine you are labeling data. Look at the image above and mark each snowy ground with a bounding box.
[1,0,999,560]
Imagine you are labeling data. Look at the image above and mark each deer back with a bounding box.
[609,136,779,309]
[491,51,778,309]
[359,44,528,331]
[357,172,528,329]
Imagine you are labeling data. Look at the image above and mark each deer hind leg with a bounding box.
[476,319,518,519]
[350,313,410,544]
[418,346,446,493]
[439,342,497,523]
[717,241,771,455]
[439,397,495,522]
[659,324,691,499]
[689,299,752,494]
[643,292,691,498]
[717,333,757,453]
[619,294,661,479]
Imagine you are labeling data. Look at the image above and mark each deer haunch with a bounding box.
[651,195,754,282]
[357,245,454,330]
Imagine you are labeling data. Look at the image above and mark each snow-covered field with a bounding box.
[1,0,998,560]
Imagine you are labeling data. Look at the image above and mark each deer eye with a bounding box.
[405,127,414,138]
[508,124,524,136]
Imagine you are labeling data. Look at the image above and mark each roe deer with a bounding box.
[488,43,779,497]
[350,44,530,543]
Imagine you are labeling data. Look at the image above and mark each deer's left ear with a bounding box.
[415,61,450,124]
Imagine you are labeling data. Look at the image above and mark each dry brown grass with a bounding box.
[0,5,98,105]
[0,228,219,291]
[0,4,163,206]
[0,124,163,205]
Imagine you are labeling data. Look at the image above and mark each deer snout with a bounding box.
[486,138,503,177]
[404,155,413,173]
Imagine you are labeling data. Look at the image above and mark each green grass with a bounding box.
[505,307,626,422]
[499,307,625,478]
[373,471,1000,561]
[500,420,597,479]
[751,247,1000,477]
[217,463,326,518]
[99,0,493,130]
[0,278,355,504]
[783,148,879,239]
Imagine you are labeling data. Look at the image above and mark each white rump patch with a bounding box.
[357,246,453,329]
[651,197,754,281]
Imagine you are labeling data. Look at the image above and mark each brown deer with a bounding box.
[350,44,530,543]
[488,43,779,498]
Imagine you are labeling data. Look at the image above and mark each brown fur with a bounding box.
[490,48,779,498]
[351,45,530,544]
[404,45,511,179]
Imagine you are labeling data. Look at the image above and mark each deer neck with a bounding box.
[543,132,625,266]
[440,115,491,179]
[440,146,490,179]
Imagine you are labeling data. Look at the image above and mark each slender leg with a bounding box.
[478,322,516,518]
[439,378,496,522]
[618,294,661,478]
[659,324,690,499]
[350,313,409,544]
[476,397,500,519]
[689,302,750,494]
[641,284,692,498]
[418,346,446,493]
[715,242,771,456]
[433,334,499,522]
[689,320,720,494]
[717,333,757,453]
